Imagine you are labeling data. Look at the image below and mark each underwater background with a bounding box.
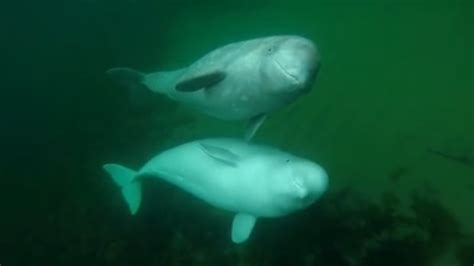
[1,0,473,265]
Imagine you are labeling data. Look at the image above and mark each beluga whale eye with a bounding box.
[266,45,276,55]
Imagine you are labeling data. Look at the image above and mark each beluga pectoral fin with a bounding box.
[199,143,241,166]
[231,213,257,244]
[245,114,267,141]
[175,71,226,92]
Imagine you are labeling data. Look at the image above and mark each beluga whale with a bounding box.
[103,138,328,243]
[107,35,321,140]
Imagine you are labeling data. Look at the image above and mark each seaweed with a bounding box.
[3,185,469,266]
[456,239,474,266]
[247,188,463,266]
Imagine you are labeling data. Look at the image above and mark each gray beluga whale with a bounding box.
[103,138,328,243]
[107,35,321,140]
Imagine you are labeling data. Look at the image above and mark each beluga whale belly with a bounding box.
[107,35,321,140]
[103,138,328,243]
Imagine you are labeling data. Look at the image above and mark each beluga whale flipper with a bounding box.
[102,138,328,243]
[106,35,321,140]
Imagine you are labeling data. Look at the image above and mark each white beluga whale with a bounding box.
[107,35,321,140]
[103,138,328,243]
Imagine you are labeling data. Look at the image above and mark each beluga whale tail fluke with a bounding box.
[102,164,142,215]
[106,67,184,96]
[102,138,328,243]
[106,35,321,140]
[106,68,146,90]
[106,67,168,108]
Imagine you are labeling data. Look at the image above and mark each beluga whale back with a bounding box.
[107,35,321,140]
[103,138,328,243]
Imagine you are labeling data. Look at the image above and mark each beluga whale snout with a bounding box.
[106,35,321,140]
[102,138,328,243]
[290,161,328,205]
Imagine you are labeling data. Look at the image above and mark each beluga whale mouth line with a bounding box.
[274,59,299,84]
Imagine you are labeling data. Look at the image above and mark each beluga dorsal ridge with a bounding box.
[102,138,328,243]
[106,35,321,140]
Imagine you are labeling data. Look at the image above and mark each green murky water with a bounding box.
[1,0,472,265]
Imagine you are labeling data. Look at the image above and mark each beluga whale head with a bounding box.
[260,35,321,95]
[264,155,328,216]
